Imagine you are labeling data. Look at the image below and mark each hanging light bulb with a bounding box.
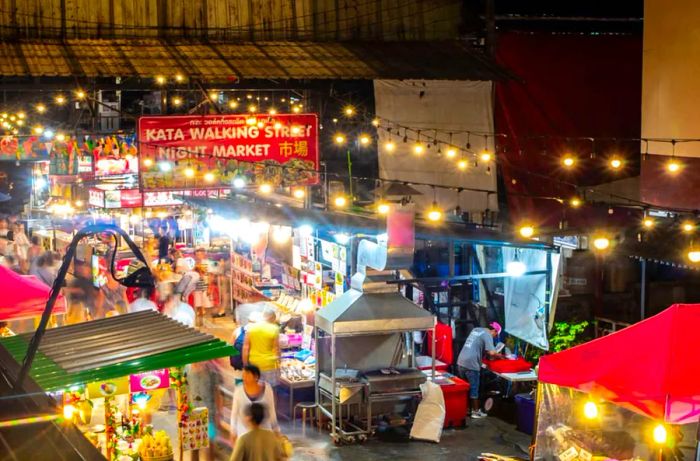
[228,100,239,109]
[292,105,302,114]
[158,161,172,172]
[293,188,305,199]
[359,134,371,146]
[333,195,348,208]
[256,120,265,129]
[592,236,610,251]
[371,118,380,127]
[519,225,535,238]
[17,112,25,119]
[184,167,195,178]
[570,197,582,208]
[334,134,346,145]
[643,217,655,229]
[75,89,86,100]
[688,249,700,263]
[32,125,44,135]
[290,125,302,135]
[457,159,468,170]
[426,202,442,222]
[172,96,183,107]
[652,424,668,445]
[583,401,599,419]
[248,105,257,113]
[143,158,154,167]
[209,91,219,101]
[682,221,695,233]
[233,176,246,189]
[480,149,492,162]
[55,133,66,142]
[446,148,457,159]
[562,154,576,168]
[667,158,681,173]
[36,103,47,113]
[174,73,185,83]
[259,183,273,194]
[413,143,424,155]
[246,116,257,126]
[609,157,623,170]
[384,141,396,152]
[377,201,391,215]
[155,75,166,85]
[268,108,277,115]
[344,106,355,117]
[204,172,216,182]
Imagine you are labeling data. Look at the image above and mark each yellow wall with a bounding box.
[643,0,700,156]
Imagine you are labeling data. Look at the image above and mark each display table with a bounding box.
[278,376,315,421]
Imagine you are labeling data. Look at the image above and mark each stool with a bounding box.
[293,402,317,436]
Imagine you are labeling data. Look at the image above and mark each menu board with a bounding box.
[181,407,209,451]
[130,369,170,393]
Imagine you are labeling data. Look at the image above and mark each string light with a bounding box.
[583,401,599,419]
[158,161,172,172]
[248,105,257,113]
[334,134,346,145]
[609,157,623,170]
[562,154,576,168]
[172,96,183,106]
[54,95,66,105]
[259,183,273,194]
[143,158,154,167]
[35,104,46,113]
[480,149,492,162]
[384,141,396,152]
[426,202,443,222]
[246,117,257,126]
[592,236,611,251]
[519,225,535,238]
[688,249,700,263]
[290,126,302,135]
[233,177,246,189]
[209,91,219,101]
[359,134,371,146]
[667,158,681,173]
[174,74,185,83]
[16,120,23,126]
[371,118,380,127]
[652,424,667,445]
[413,143,425,155]
[570,197,582,208]
[204,172,215,182]
[75,89,86,100]
[17,112,25,119]
[377,202,391,215]
[682,221,695,233]
[228,100,239,109]
[333,195,348,208]
[457,159,468,170]
[256,120,265,129]
[274,121,282,129]
[643,217,655,229]
[184,168,195,178]
[344,106,355,117]
[292,106,301,114]
[155,75,166,85]
[446,148,457,159]
[292,188,305,199]
[55,133,66,142]
[268,108,277,115]
[32,125,44,135]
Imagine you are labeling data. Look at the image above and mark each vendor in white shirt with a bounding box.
[128,287,157,313]
[229,364,280,447]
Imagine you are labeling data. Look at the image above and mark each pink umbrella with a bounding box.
[0,265,66,322]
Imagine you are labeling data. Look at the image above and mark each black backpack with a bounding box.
[229,328,246,370]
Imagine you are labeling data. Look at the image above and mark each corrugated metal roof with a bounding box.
[0,311,235,391]
[0,39,510,81]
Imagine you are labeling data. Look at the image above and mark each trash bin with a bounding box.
[514,393,535,435]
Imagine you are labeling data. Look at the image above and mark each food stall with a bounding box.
[0,310,235,461]
[533,303,700,461]
[314,235,436,445]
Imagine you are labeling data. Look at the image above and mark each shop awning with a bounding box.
[539,303,700,424]
[0,311,235,391]
[0,39,510,81]
[0,265,66,322]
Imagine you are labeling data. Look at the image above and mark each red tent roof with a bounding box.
[0,266,66,322]
[539,304,700,424]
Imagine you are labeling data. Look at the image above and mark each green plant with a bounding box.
[526,320,590,363]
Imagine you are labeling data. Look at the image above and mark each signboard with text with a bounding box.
[138,114,319,191]
[129,369,170,393]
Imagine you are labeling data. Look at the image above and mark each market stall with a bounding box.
[533,303,700,461]
[0,265,66,332]
[0,310,235,461]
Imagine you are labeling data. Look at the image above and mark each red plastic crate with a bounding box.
[440,376,470,428]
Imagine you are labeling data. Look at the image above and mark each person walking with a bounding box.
[456,322,504,419]
[243,307,280,386]
[230,402,285,461]
[229,365,280,448]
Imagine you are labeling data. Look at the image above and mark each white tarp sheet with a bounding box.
[502,248,560,350]
[374,80,497,216]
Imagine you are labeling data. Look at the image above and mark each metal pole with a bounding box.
[346,149,353,199]
[640,258,647,320]
[331,333,336,439]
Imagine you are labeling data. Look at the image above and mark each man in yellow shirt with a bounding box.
[243,307,280,386]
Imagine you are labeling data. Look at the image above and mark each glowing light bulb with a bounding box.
[359,134,371,146]
[583,401,598,419]
[562,155,575,168]
[246,116,257,126]
[204,172,215,182]
[446,148,457,159]
[683,222,695,233]
[480,150,492,162]
[55,95,66,105]
[413,143,424,155]
[172,96,183,106]
[667,159,680,173]
[33,126,44,135]
[371,118,380,127]
[184,168,195,178]
[688,250,700,263]
[143,158,154,167]
[570,197,582,208]
[334,195,348,208]
[384,141,395,152]
[158,161,172,172]
[344,106,355,116]
[506,261,527,277]
[74,200,83,207]
[519,226,535,238]
[228,100,239,109]
[209,91,219,101]
[334,134,346,145]
[248,105,257,113]
[155,75,166,85]
[17,112,25,119]
[63,404,76,419]
[593,237,610,251]
[36,104,46,113]
[653,424,667,445]
[256,120,265,129]
[233,177,246,189]
[292,105,301,113]
[174,73,185,83]
[610,157,622,169]
[75,89,86,99]
[293,188,305,199]
[259,183,273,194]
[55,133,66,142]
[268,108,277,115]
[290,126,301,135]
[377,202,391,215]
[274,122,282,129]
[427,207,442,222]
[457,159,468,170]
[643,218,654,229]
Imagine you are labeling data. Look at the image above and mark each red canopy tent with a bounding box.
[0,265,66,322]
[539,303,700,424]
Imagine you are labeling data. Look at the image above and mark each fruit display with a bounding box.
[138,430,173,460]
